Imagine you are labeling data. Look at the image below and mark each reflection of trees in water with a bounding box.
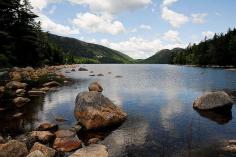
[0,96,44,137]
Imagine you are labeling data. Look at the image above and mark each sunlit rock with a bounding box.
[88,82,103,92]
[0,140,28,157]
[69,144,108,157]
[74,91,127,130]
[193,91,233,110]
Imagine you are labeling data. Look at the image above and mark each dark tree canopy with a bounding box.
[171,28,236,66]
[0,0,64,67]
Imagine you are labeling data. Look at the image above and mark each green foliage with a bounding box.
[0,0,64,67]
[171,28,236,66]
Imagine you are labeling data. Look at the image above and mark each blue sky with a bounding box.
[29,0,236,59]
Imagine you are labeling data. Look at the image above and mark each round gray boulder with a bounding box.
[193,91,233,110]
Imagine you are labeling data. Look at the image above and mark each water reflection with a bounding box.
[194,109,232,125]
[102,116,149,157]
[1,65,236,157]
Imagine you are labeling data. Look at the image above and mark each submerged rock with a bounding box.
[78,67,88,71]
[43,81,61,87]
[13,97,30,107]
[193,91,233,110]
[53,137,82,152]
[0,140,28,157]
[26,150,45,157]
[55,117,68,122]
[0,86,5,97]
[88,138,100,145]
[115,75,122,78]
[97,74,104,76]
[195,109,232,125]
[40,87,50,92]
[74,91,127,130]
[72,125,82,133]
[69,144,108,157]
[0,136,6,144]
[12,112,24,118]
[37,123,58,132]
[5,81,27,89]
[30,131,54,143]
[28,90,46,96]
[88,82,103,92]
[30,142,56,157]
[16,134,37,150]
[55,130,76,138]
[16,89,26,97]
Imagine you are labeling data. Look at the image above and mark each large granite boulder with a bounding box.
[74,91,127,130]
[0,140,28,157]
[193,91,233,110]
[69,144,108,157]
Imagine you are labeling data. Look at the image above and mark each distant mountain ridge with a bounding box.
[139,48,184,64]
[47,34,134,64]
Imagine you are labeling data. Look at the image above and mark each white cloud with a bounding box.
[161,7,189,28]
[98,37,186,59]
[29,0,61,11]
[38,13,79,35]
[73,12,125,35]
[140,24,152,30]
[29,0,79,36]
[162,0,178,7]
[68,0,152,14]
[191,13,208,24]
[202,31,215,39]
[163,30,181,43]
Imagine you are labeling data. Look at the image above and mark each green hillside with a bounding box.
[47,34,134,64]
[139,48,184,64]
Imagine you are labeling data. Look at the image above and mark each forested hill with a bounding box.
[139,48,184,64]
[171,28,236,66]
[47,34,134,64]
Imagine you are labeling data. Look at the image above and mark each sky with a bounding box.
[29,0,236,59]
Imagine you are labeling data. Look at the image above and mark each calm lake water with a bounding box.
[1,64,236,157]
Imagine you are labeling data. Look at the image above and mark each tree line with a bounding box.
[171,28,236,66]
[0,0,64,67]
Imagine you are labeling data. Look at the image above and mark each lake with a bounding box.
[1,64,236,157]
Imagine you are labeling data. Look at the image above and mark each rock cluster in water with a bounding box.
[74,82,127,130]
[0,121,109,157]
[0,66,69,113]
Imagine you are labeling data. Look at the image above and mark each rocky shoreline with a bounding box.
[1,65,236,157]
[0,65,127,157]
